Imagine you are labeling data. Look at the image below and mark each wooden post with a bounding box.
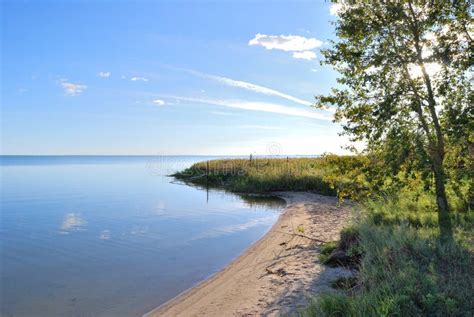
[287,156,290,175]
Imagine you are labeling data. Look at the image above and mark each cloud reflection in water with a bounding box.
[60,213,86,234]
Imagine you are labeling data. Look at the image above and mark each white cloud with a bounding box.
[330,3,342,16]
[131,77,149,82]
[98,71,111,78]
[292,51,317,60]
[249,33,322,52]
[167,96,331,121]
[60,81,87,96]
[184,69,313,106]
[121,75,127,79]
[152,99,165,106]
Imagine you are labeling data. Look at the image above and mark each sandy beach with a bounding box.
[145,192,353,317]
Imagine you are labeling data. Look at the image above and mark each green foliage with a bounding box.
[319,241,338,264]
[321,241,338,257]
[316,0,473,240]
[339,226,361,252]
[320,226,363,268]
[316,0,472,170]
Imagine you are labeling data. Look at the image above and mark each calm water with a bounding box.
[0,156,285,317]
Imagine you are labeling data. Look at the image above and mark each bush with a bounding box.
[320,227,363,268]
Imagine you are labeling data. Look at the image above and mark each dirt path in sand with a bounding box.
[144,192,353,317]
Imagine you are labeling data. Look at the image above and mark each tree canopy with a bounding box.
[317,0,473,241]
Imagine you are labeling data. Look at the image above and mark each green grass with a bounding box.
[330,276,359,291]
[301,196,474,317]
[319,241,338,264]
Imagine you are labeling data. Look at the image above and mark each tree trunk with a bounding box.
[405,2,453,242]
[432,153,453,242]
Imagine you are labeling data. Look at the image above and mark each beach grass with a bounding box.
[173,155,369,197]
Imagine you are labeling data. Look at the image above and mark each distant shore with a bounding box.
[144,192,352,316]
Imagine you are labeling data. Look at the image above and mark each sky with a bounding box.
[1,0,346,155]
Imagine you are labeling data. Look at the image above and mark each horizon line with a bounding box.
[0,154,325,157]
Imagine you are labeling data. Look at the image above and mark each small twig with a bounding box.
[275,230,327,244]
[259,266,294,279]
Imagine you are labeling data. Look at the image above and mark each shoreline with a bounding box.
[144,192,352,317]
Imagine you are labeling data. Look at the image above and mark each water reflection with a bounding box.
[1,156,286,317]
[151,201,167,215]
[130,226,149,236]
[190,216,277,241]
[175,180,287,210]
[60,213,86,234]
[99,230,111,240]
[239,194,287,209]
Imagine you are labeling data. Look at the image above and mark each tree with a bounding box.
[317,0,473,241]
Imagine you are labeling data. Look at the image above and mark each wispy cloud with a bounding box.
[60,80,87,96]
[131,77,149,82]
[152,99,165,106]
[292,51,317,60]
[166,96,331,121]
[182,69,313,106]
[98,71,111,78]
[238,125,283,130]
[209,111,235,116]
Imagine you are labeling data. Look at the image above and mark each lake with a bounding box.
[0,156,285,317]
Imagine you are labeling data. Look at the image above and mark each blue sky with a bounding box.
[1,0,345,155]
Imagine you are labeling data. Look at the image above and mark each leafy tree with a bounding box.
[317,0,473,241]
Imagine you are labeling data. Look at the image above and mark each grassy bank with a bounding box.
[302,195,473,317]
[173,155,369,197]
[175,156,473,316]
